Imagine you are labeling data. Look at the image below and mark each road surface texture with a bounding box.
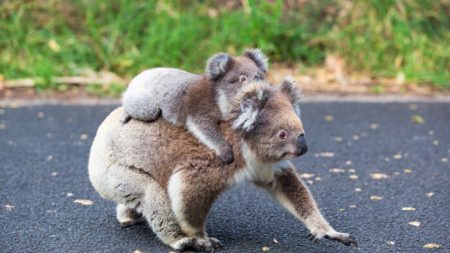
[1,102,449,253]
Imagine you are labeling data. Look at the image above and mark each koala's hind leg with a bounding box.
[257,165,357,247]
[167,170,224,251]
[142,176,222,252]
[185,115,234,164]
[116,204,145,228]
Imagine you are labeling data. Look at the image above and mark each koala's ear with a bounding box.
[243,48,268,73]
[280,76,302,116]
[205,53,232,80]
[232,85,270,132]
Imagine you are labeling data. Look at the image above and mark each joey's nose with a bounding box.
[297,134,308,156]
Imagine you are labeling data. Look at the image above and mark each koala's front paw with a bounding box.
[307,231,358,247]
[325,232,358,247]
[219,147,234,164]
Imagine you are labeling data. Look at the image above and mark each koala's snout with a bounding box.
[296,134,308,156]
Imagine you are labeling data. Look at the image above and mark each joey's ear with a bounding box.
[205,53,232,80]
[232,86,270,132]
[243,48,268,73]
[280,76,302,116]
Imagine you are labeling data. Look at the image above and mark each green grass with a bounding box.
[0,0,448,89]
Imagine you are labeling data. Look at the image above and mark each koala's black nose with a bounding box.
[296,134,308,156]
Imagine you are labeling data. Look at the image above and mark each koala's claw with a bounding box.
[208,237,224,249]
[174,237,216,252]
[307,232,357,247]
[307,233,320,244]
[325,233,358,247]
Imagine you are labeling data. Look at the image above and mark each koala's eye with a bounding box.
[239,75,247,83]
[278,130,288,140]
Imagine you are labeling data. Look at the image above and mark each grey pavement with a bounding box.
[0,102,449,253]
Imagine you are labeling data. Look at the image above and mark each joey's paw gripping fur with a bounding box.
[219,146,234,164]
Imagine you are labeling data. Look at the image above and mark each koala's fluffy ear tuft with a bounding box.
[232,83,271,133]
[243,48,268,73]
[280,76,302,116]
[206,53,232,80]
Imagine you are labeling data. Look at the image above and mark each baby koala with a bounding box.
[121,49,268,164]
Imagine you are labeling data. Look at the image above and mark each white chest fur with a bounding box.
[232,143,286,185]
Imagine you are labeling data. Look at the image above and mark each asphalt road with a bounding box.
[1,102,449,253]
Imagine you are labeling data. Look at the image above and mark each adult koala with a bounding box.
[88,79,357,252]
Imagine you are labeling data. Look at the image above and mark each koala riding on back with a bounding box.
[121,49,268,164]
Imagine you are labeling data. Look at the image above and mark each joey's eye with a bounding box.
[278,130,288,140]
[239,75,247,83]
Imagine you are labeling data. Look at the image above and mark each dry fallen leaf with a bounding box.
[423,243,441,249]
[300,173,315,179]
[330,168,345,173]
[370,173,389,180]
[404,169,413,173]
[5,204,15,211]
[411,115,425,124]
[332,137,343,142]
[319,152,335,157]
[408,221,421,227]
[262,246,270,252]
[387,241,395,246]
[324,115,334,122]
[402,207,416,211]
[426,192,434,197]
[349,175,358,180]
[370,196,383,201]
[393,153,403,160]
[74,199,93,206]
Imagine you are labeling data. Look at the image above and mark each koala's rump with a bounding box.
[123,68,201,124]
[89,107,243,190]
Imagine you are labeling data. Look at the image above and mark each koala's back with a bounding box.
[122,68,201,124]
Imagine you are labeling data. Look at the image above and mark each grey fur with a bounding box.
[121,49,268,164]
[243,48,269,73]
[205,53,232,80]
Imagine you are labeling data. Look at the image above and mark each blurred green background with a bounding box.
[0,0,449,91]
